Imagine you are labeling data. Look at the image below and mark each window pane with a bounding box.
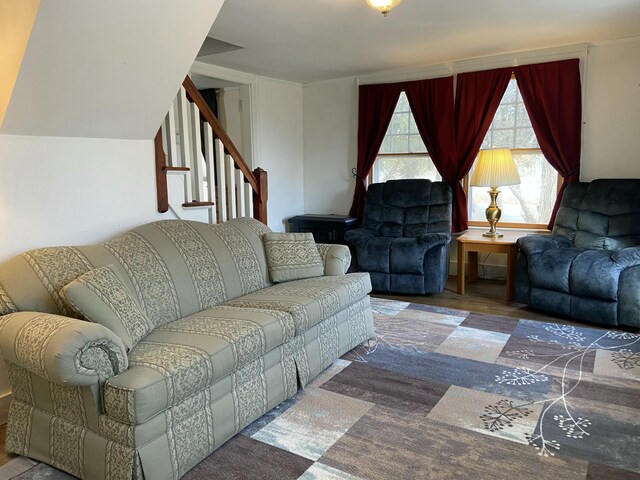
[492,103,516,129]
[409,115,419,134]
[491,129,515,149]
[396,92,410,112]
[469,153,557,224]
[389,135,409,152]
[502,80,517,104]
[480,133,492,150]
[374,155,442,183]
[515,128,538,148]
[378,136,392,154]
[516,102,532,128]
[388,112,409,135]
[409,134,427,153]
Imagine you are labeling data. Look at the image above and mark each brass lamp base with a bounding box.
[483,187,503,238]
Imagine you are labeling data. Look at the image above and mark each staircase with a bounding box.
[154,76,267,224]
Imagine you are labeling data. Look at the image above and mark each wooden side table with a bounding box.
[456,230,526,302]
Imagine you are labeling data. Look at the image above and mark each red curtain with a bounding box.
[515,59,582,229]
[453,68,512,232]
[348,83,402,221]
[403,76,457,220]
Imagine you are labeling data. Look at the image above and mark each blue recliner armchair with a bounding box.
[345,179,452,294]
[515,179,640,328]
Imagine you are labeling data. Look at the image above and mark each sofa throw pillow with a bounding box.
[263,232,324,283]
[61,265,153,351]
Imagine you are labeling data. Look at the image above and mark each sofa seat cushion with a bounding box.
[527,247,629,301]
[225,273,372,335]
[103,305,295,425]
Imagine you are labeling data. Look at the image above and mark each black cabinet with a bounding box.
[288,214,358,245]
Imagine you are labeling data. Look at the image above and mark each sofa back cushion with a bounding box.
[0,218,272,327]
[553,179,640,250]
[61,265,153,351]
[362,179,452,237]
[263,232,324,282]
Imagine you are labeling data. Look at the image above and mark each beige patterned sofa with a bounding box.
[0,217,374,479]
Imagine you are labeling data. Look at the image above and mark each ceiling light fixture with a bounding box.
[365,0,402,17]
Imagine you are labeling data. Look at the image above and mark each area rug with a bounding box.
[1,298,639,479]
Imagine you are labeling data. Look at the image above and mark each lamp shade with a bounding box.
[470,149,521,187]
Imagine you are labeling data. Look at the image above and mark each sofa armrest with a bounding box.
[317,244,351,275]
[0,311,128,386]
[517,234,572,255]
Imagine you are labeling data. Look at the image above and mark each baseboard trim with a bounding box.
[0,391,12,425]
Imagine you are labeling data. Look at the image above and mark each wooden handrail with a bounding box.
[181,76,259,193]
[155,76,268,224]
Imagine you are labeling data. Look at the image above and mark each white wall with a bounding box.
[218,86,254,166]
[256,77,304,232]
[302,78,358,214]
[0,133,175,421]
[0,135,170,260]
[581,37,640,180]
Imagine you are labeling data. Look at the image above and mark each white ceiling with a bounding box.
[202,0,640,83]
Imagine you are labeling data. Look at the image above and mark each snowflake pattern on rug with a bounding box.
[493,323,640,457]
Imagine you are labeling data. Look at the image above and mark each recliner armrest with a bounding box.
[0,311,128,386]
[344,228,377,248]
[517,234,572,255]
[415,232,451,249]
[612,246,640,268]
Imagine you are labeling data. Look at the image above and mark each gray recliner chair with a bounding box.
[345,179,452,295]
[515,179,640,328]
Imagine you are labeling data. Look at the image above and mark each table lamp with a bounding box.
[470,149,521,238]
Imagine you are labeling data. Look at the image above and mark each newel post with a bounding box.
[252,167,268,225]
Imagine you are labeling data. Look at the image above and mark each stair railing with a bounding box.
[154,76,268,225]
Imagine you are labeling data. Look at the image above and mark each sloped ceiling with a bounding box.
[0,0,225,139]
[202,0,640,83]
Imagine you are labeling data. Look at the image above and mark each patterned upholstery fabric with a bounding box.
[263,232,324,282]
[103,305,295,424]
[0,217,374,480]
[316,243,352,276]
[0,312,128,386]
[61,265,154,351]
[225,272,372,335]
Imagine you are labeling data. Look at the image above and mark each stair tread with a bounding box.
[163,166,190,172]
[182,201,215,208]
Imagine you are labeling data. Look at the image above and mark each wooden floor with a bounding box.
[376,275,571,324]
[0,276,604,468]
[0,422,10,467]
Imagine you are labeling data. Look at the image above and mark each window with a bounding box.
[467,79,559,228]
[370,92,441,183]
